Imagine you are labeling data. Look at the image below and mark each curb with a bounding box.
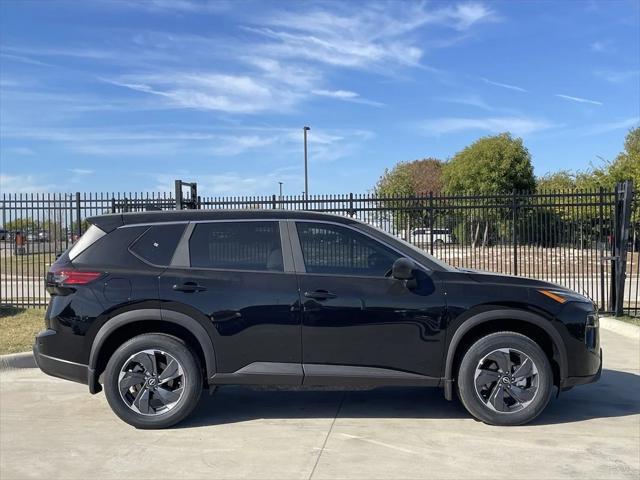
[0,351,36,371]
[599,316,640,339]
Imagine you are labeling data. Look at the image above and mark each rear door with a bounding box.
[159,220,302,384]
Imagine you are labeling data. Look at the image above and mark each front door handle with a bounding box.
[173,282,207,293]
[304,290,337,300]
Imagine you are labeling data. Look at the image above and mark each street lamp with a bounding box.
[278,182,283,203]
[303,126,310,206]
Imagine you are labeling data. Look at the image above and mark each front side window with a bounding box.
[189,221,283,272]
[296,222,400,276]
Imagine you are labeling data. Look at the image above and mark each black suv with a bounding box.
[34,210,601,429]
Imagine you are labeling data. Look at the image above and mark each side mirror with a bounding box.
[392,257,415,280]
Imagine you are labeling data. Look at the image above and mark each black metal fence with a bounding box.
[1,182,637,316]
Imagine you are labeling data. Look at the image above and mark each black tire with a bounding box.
[457,331,553,426]
[104,333,203,429]
[434,239,445,247]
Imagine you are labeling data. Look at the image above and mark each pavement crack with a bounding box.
[308,392,345,480]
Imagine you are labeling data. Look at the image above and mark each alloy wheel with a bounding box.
[473,348,539,413]
[118,349,186,416]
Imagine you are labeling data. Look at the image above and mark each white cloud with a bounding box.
[555,94,603,106]
[311,89,384,107]
[420,116,558,135]
[481,78,527,92]
[248,2,497,70]
[67,168,94,175]
[438,94,492,110]
[589,40,614,53]
[595,69,640,83]
[581,117,639,135]
[0,174,55,193]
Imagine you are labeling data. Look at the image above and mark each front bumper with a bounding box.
[33,329,88,386]
[561,348,602,391]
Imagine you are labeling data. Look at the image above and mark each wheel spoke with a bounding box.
[155,386,183,406]
[131,351,156,375]
[475,369,501,388]
[508,385,535,403]
[133,387,151,414]
[512,358,533,381]
[159,360,180,383]
[489,384,507,412]
[490,350,512,374]
[119,371,146,393]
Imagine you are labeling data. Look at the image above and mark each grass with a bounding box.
[0,252,57,276]
[614,315,640,326]
[0,306,45,355]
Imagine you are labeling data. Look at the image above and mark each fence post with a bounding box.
[429,192,434,255]
[349,193,355,217]
[512,190,518,276]
[175,180,182,210]
[614,180,634,316]
[75,192,82,237]
[271,194,277,209]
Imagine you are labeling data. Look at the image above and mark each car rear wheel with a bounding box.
[104,333,202,429]
[457,331,553,426]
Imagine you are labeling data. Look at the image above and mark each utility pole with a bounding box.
[303,126,310,207]
[278,182,283,206]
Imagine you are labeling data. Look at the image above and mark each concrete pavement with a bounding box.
[0,328,638,480]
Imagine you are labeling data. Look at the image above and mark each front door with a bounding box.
[291,221,447,384]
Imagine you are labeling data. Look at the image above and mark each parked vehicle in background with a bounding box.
[34,210,601,429]
[0,229,7,240]
[409,228,455,247]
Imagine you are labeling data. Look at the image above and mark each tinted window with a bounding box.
[296,222,400,276]
[130,224,186,266]
[189,222,283,271]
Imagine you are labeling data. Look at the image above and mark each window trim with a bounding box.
[288,219,431,278]
[169,219,294,274]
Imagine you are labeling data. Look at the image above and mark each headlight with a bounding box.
[538,289,591,304]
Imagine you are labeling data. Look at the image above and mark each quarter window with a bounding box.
[296,222,400,276]
[129,224,186,266]
[189,222,283,272]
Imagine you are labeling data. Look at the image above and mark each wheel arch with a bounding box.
[88,308,216,394]
[443,309,568,400]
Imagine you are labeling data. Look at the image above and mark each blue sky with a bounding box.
[0,0,639,196]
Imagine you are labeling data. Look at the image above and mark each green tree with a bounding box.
[375,158,444,197]
[443,133,536,194]
[537,171,577,191]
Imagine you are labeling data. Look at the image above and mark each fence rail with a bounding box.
[1,183,637,316]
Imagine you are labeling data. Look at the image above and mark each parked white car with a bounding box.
[408,228,454,247]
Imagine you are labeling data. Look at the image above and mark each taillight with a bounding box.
[48,265,102,286]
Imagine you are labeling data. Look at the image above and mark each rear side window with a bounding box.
[189,221,283,272]
[129,224,186,266]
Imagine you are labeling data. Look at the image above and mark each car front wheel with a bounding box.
[104,333,203,429]
[457,331,553,426]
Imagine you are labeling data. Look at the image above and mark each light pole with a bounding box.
[278,182,283,206]
[303,126,310,206]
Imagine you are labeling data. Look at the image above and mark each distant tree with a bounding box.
[537,171,577,191]
[3,218,40,232]
[375,158,444,197]
[443,133,536,194]
[608,127,640,187]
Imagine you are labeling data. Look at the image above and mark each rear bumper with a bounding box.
[33,329,88,386]
[561,348,602,390]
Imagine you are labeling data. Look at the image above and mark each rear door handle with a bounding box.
[173,282,207,293]
[304,290,337,300]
